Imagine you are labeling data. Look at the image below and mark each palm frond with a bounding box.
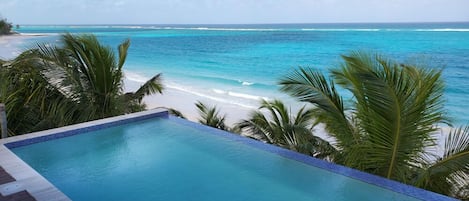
[0,50,80,135]
[118,39,130,70]
[415,126,469,195]
[1,33,164,134]
[195,101,228,130]
[133,73,164,101]
[331,52,446,180]
[279,67,355,155]
[152,106,186,119]
[237,99,334,157]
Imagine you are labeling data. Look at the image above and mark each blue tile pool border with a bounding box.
[3,109,458,201]
[4,110,168,149]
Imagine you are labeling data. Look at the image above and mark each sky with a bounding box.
[1,0,468,25]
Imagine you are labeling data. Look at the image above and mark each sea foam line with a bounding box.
[212,89,270,101]
[156,27,281,31]
[19,33,59,36]
[237,79,254,86]
[105,26,283,31]
[125,71,258,109]
[166,85,257,109]
[125,71,150,83]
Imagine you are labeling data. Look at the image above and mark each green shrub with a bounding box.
[0,18,13,35]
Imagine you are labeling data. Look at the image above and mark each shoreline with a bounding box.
[124,78,254,126]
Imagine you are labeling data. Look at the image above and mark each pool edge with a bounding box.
[2,108,168,148]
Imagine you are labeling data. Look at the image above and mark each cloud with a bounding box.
[114,1,125,7]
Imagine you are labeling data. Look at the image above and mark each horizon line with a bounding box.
[15,21,469,26]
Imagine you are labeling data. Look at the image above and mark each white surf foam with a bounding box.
[19,33,58,36]
[167,85,257,109]
[144,27,282,31]
[124,71,149,83]
[212,89,227,94]
[241,81,254,86]
[228,91,269,101]
[212,88,270,101]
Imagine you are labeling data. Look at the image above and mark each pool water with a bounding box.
[12,116,421,201]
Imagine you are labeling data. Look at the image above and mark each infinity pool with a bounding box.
[6,111,453,201]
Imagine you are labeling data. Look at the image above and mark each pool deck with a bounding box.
[0,109,167,201]
[0,141,70,201]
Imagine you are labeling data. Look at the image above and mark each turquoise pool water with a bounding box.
[12,116,423,201]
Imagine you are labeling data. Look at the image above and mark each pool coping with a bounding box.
[0,108,459,201]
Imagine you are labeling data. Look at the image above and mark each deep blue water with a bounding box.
[14,23,469,124]
[12,117,421,201]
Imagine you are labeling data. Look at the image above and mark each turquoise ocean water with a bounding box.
[13,23,469,124]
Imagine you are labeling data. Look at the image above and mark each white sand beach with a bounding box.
[0,34,43,60]
[125,78,254,126]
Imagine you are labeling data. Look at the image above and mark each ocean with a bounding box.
[8,22,469,125]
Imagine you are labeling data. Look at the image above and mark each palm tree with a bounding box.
[195,101,228,130]
[38,33,164,121]
[279,51,468,198]
[237,99,336,158]
[0,50,78,135]
[0,33,164,135]
[155,106,186,119]
[416,126,469,198]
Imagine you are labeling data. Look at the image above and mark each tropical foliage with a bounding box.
[0,18,13,35]
[195,101,229,131]
[0,50,75,134]
[237,99,336,158]
[279,51,468,199]
[0,33,164,135]
[156,106,186,119]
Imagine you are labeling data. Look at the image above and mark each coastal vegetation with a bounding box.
[0,33,163,135]
[195,101,229,130]
[279,52,468,198]
[237,99,335,158]
[195,101,244,133]
[0,18,13,35]
[0,33,467,200]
